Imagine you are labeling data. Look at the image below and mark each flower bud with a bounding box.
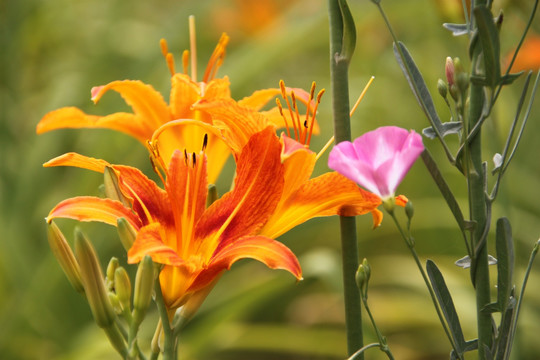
[114,267,132,312]
[405,200,414,220]
[106,257,119,291]
[356,258,371,292]
[104,166,130,207]
[456,72,469,93]
[117,217,136,251]
[437,79,448,99]
[74,228,116,328]
[445,57,455,87]
[132,256,155,328]
[47,221,85,294]
[108,292,123,315]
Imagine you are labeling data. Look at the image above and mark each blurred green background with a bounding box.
[2,0,539,359]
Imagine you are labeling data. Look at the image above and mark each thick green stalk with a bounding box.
[328,0,363,356]
[468,2,492,357]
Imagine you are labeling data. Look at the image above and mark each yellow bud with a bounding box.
[114,267,132,312]
[117,218,136,252]
[74,228,115,328]
[47,221,85,294]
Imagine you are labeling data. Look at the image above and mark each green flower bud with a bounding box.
[405,200,414,220]
[74,228,115,328]
[47,221,85,294]
[132,256,155,328]
[449,83,459,102]
[106,257,119,291]
[456,72,469,93]
[355,259,371,291]
[104,166,130,207]
[114,267,132,312]
[108,292,123,315]
[117,217,136,252]
[445,57,455,87]
[437,79,448,99]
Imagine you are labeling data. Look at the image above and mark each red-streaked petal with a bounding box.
[195,127,284,253]
[260,172,382,239]
[37,107,152,142]
[91,80,170,130]
[190,235,302,292]
[46,196,142,230]
[128,223,184,265]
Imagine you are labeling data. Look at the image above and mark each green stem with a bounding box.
[468,2,493,357]
[389,211,462,359]
[360,294,395,360]
[154,281,176,360]
[328,0,363,356]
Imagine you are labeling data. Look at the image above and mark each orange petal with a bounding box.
[46,196,142,230]
[43,152,110,172]
[91,80,170,131]
[202,77,231,101]
[192,235,302,292]
[195,127,284,253]
[128,223,184,265]
[169,74,202,120]
[395,194,408,207]
[193,99,272,155]
[260,172,382,239]
[37,107,152,142]
[505,35,540,72]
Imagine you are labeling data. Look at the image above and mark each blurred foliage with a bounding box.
[1,0,539,359]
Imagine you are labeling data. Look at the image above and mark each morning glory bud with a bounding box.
[356,258,371,296]
[74,228,116,328]
[405,200,414,220]
[46,221,85,294]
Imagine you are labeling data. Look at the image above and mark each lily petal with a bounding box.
[192,235,302,292]
[260,172,382,238]
[37,107,152,142]
[91,80,171,130]
[46,196,142,230]
[195,127,284,253]
[128,223,184,265]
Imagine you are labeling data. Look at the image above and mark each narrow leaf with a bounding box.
[421,150,468,247]
[427,260,466,353]
[443,23,469,36]
[474,5,501,88]
[393,42,444,138]
[495,303,515,360]
[495,217,514,312]
[423,121,463,139]
[337,0,356,63]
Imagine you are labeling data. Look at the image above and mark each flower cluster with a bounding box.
[38,32,386,319]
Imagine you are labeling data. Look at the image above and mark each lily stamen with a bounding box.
[160,39,176,76]
[279,80,299,139]
[189,15,197,81]
[306,88,325,146]
[203,33,229,83]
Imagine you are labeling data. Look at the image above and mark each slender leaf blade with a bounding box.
[474,5,501,88]
[393,41,444,137]
[427,260,467,353]
[421,150,467,236]
[443,23,469,36]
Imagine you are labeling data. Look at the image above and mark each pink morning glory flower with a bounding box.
[328,126,424,200]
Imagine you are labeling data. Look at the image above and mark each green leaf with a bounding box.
[474,5,501,88]
[495,217,514,312]
[393,41,444,138]
[443,23,469,36]
[423,121,463,139]
[495,302,515,360]
[421,150,468,249]
[500,72,523,85]
[426,260,467,354]
[337,0,356,63]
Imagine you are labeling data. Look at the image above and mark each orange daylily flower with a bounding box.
[36,30,318,183]
[196,81,390,236]
[45,127,302,310]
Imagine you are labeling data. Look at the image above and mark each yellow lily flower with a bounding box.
[36,26,317,184]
